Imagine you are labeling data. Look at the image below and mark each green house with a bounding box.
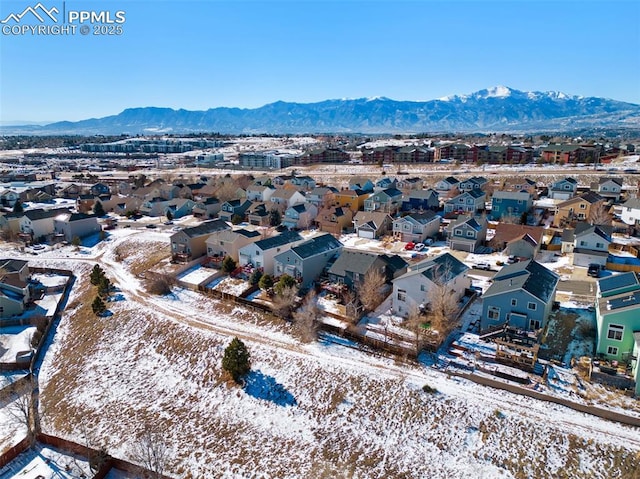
[595,272,640,396]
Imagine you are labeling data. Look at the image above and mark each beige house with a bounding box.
[316,206,353,235]
[170,219,230,262]
[553,192,606,227]
[206,228,261,262]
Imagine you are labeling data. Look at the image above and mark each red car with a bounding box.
[404,242,415,251]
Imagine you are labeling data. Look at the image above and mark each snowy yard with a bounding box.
[0,325,36,363]
[0,445,92,479]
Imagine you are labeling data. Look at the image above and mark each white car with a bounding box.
[414,243,426,251]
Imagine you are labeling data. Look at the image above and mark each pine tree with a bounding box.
[269,209,281,227]
[274,274,296,296]
[90,264,105,285]
[249,269,263,286]
[97,276,111,298]
[93,201,105,217]
[71,236,81,249]
[12,200,23,213]
[92,296,106,316]
[166,209,173,221]
[258,274,273,290]
[222,337,251,382]
[221,256,237,273]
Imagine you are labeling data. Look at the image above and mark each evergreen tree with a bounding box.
[97,276,111,298]
[231,214,243,225]
[93,200,105,217]
[269,209,281,227]
[249,269,263,286]
[221,256,237,273]
[222,337,251,382]
[92,296,106,316]
[166,209,173,221]
[258,274,273,290]
[71,236,81,248]
[274,274,297,296]
[12,200,23,213]
[90,264,105,285]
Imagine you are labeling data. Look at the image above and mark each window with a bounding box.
[495,198,502,203]
[466,231,474,237]
[527,302,537,311]
[529,319,541,330]
[511,299,517,307]
[596,242,604,249]
[580,204,586,209]
[607,346,618,355]
[397,290,407,301]
[455,229,463,236]
[488,306,500,320]
[580,240,586,247]
[607,324,623,341]
[420,284,426,292]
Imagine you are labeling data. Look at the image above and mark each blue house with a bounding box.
[490,191,533,221]
[401,189,440,212]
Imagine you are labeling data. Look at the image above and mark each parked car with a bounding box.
[414,243,426,252]
[164,220,174,225]
[404,242,415,251]
[475,262,492,271]
[507,256,519,264]
[588,263,604,278]
[146,224,158,229]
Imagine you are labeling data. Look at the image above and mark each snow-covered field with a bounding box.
[0,204,639,477]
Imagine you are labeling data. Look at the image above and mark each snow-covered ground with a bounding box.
[0,445,92,479]
[0,325,35,363]
[1,204,639,477]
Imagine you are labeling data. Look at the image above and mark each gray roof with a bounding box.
[485,260,559,303]
[605,290,640,312]
[448,215,484,232]
[622,198,640,210]
[400,252,468,285]
[328,249,381,277]
[180,219,230,238]
[279,233,342,260]
[24,208,69,221]
[574,223,612,241]
[492,190,531,200]
[403,211,438,224]
[253,231,302,251]
[561,228,575,242]
[0,259,28,273]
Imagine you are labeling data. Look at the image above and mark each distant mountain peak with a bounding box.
[477,85,513,98]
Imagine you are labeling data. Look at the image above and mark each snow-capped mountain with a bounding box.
[5,87,640,134]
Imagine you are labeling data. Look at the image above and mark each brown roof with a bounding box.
[492,224,544,247]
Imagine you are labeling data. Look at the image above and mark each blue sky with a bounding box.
[1,0,639,122]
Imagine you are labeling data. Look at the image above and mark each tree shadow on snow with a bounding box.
[243,370,297,407]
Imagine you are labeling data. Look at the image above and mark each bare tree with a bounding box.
[6,377,38,445]
[446,186,460,199]
[356,268,386,313]
[214,178,241,202]
[132,425,171,479]
[405,304,426,354]
[272,285,299,320]
[589,203,613,226]
[342,288,362,324]
[425,264,461,345]
[292,290,320,342]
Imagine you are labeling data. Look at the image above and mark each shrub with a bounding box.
[147,275,174,295]
[422,384,438,394]
[221,256,237,274]
[249,269,263,286]
[274,274,297,296]
[258,274,274,290]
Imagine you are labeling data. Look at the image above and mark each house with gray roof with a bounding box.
[620,197,640,227]
[19,208,70,241]
[446,215,487,253]
[352,211,393,239]
[444,189,486,215]
[364,187,403,214]
[595,272,640,396]
[328,249,407,289]
[400,188,440,212]
[218,199,252,222]
[490,191,532,221]
[273,233,343,287]
[591,177,623,203]
[548,177,578,200]
[392,252,470,317]
[435,176,459,192]
[282,203,318,230]
[481,260,559,332]
[572,222,612,267]
[392,211,441,243]
[238,231,303,275]
[53,212,101,242]
[170,219,231,262]
[206,228,261,262]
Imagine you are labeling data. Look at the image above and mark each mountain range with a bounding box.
[4,86,640,135]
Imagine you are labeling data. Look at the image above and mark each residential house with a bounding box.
[490,191,532,221]
[481,260,559,332]
[490,224,545,259]
[20,208,69,241]
[306,187,337,209]
[0,189,19,208]
[76,194,97,214]
[316,206,353,236]
[0,259,32,318]
[444,190,486,215]
[192,197,221,219]
[591,177,623,203]
[247,202,272,227]
[541,145,601,164]
[238,231,303,275]
[595,272,640,395]
[435,176,459,192]
[363,187,403,214]
[164,198,196,219]
[500,178,537,197]
[572,222,612,267]
[392,252,470,317]
[170,219,231,262]
[273,233,343,287]
[400,189,440,212]
[89,183,111,196]
[269,189,306,211]
[348,178,374,193]
[245,184,276,203]
[218,199,252,222]
[458,176,488,192]
[327,249,407,289]
[290,175,317,190]
[396,177,423,191]
[53,212,100,242]
[553,192,606,227]
[548,178,578,200]
[352,211,393,239]
[205,228,261,262]
[392,212,441,243]
[374,177,398,190]
[60,183,82,199]
[620,198,640,227]
[282,203,318,230]
[0,211,23,235]
[333,189,369,213]
[447,215,487,253]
